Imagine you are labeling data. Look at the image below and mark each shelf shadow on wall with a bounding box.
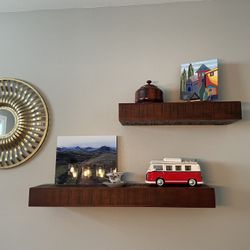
[241,102,250,122]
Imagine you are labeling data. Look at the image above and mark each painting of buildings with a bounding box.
[180,59,218,101]
[55,136,117,185]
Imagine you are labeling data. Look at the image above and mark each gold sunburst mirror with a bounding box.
[0,78,49,169]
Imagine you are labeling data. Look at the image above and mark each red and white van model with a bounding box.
[145,158,203,186]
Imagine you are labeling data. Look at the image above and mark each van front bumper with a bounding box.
[145,180,155,184]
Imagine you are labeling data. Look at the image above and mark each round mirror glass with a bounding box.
[0,108,17,136]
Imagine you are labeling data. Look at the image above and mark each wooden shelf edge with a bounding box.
[29,184,216,208]
[119,101,242,125]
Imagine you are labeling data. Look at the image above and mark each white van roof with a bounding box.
[150,158,198,165]
[163,158,182,163]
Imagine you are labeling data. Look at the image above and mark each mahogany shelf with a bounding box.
[119,101,242,125]
[29,184,215,208]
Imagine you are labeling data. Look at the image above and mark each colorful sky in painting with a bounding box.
[57,136,117,148]
[181,59,218,73]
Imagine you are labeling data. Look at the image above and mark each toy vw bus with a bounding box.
[145,158,203,186]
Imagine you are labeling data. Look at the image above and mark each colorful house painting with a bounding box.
[196,64,210,87]
[204,68,218,100]
[180,59,218,101]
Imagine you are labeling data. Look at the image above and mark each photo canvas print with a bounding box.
[180,59,218,101]
[55,136,117,185]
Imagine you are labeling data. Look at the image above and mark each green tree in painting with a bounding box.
[188,64,194,78]
[203,89,208,101]
[180,75,184,93]
[180,69,187,93]
[199,82,205,100]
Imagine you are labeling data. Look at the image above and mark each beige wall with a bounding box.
[0,0,250,249]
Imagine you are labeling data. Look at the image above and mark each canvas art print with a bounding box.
[55,136,117,185]
[180,59,218,101]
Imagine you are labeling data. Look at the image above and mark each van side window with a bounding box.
[185,165,191,171]
[153,165,163,171]
[166,165,172,171]
[175,165,182,171]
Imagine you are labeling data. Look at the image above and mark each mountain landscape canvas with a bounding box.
[55,136,117,185]
[180,59,218,101]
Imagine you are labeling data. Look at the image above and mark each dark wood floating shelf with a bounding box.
[29,184,215,208]
[119,101,242,125]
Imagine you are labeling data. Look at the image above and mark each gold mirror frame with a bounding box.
[0,78,49,169]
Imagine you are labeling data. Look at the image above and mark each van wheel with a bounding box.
[156,178,165,187]
[188,179,197,187]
